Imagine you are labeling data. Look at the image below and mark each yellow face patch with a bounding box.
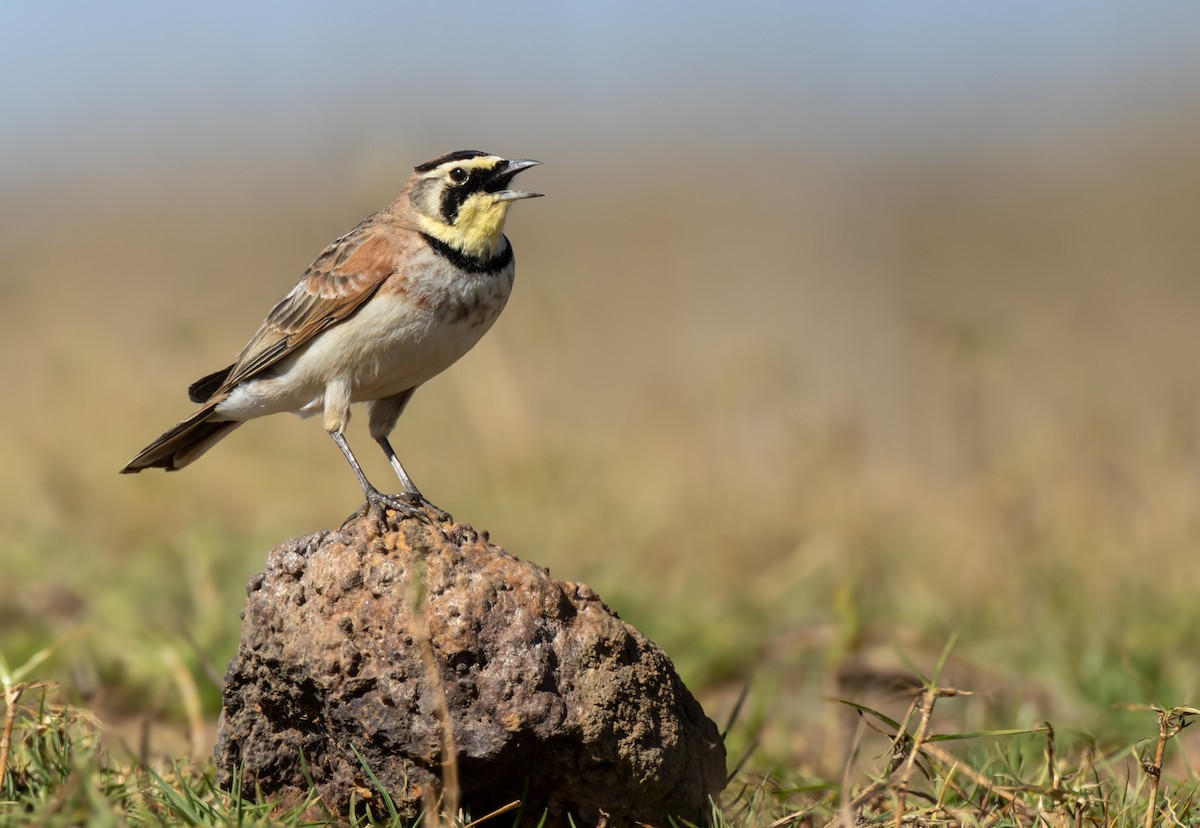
[414,195,512,260]
[410,155,514,260]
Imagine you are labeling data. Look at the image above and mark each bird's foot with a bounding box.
[363,487,452,525]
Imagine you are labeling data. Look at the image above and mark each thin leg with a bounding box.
[368,389,422,492]
[377,436,421,496]
[377,436,452,521]
[330,430,426,520]
[366,387,450,519]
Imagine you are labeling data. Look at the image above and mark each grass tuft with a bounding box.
[6,671,1197,827]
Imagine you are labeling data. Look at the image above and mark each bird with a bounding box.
[120,149,542,518]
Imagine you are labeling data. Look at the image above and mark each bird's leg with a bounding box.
[329,430,426,521]
[364,388,451,521]
[375,436,451,522]
[377,435,421,496]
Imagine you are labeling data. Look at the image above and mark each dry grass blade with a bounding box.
[919,740,1039,817]
[892,686,940,828]
[409,557,460,825]
[1133,705,1200,828]
[160,644,205,759]
[836,684,1058,828]
[463,799,521,827]
[721,682,751,743]
[837,695,919,815]
[0,683,24,788]
[1044,721,1061,795]
[836,713,868,828]
[0,678,61,792]
[767,808,810,828]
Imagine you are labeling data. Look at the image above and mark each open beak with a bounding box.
[490,159,543,201]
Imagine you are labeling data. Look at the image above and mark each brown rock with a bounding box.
[214,508,726,826]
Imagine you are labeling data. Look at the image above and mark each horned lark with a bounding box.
[121,150,542,517]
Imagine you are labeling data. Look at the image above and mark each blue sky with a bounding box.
[3,1,1200,185]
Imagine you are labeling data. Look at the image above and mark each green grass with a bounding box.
[4,661,1200,826]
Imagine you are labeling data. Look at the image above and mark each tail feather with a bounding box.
[120,404,243,473]
[188,363,235,403]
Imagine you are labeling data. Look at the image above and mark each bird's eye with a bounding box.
[449,167,468,184]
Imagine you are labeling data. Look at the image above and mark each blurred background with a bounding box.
[4,0,1200,774]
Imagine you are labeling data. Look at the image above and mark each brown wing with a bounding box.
[213,214,399,393]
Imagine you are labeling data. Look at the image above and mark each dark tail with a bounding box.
[120,404,243,473]
[188,363,234,403]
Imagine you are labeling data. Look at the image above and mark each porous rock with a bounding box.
[214,508,726,826]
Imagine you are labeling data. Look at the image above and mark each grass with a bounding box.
[4,655,1200,826]
[5,125,1200,823]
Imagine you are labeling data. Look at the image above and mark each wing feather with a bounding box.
[213,216,399,392]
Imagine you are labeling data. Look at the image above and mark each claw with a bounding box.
[365,487,451,525]
[340,503,369,529]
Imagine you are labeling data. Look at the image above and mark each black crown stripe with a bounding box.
[414,150,489,173]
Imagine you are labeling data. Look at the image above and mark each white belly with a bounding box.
[215,263,513,423]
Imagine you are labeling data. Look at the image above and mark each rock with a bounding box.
[214,507,727,826]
